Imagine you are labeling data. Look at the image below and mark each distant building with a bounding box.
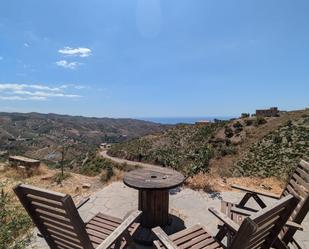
[195,120,211,125]
[256,107,279,117]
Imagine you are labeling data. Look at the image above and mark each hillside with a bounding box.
[108,109,309,179]
[0,112,167,169]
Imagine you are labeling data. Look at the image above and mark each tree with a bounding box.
[60,144,70,178]
[56,139,74,184]
[241,113,250,118]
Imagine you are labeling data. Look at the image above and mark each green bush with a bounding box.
[0,189,32,249]
[80,156,115,176]
[52,172,71,184]
[286,120,293,127]
[244,119,253,126]
[224,127,234,138]
[254,116,267,126]
[272,134,282,144]
[241,113,250,118]
[100,165,114,183]
[233,121,243,133]
[219,145,237,157]
[188,145,214,175]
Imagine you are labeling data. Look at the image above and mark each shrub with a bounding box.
[100,165,114,183]
[233,121,243,133]
[272,134,282,144]
[219,145,237,157]
[241,113,250,118]
[188,145,214,175]
[254,116,267,126]
[80,156,115,176]
[52,172,71,184]
[0,189,32,248]
[244,119,253,126]
[224,127,234,138]
[286,120,293,127]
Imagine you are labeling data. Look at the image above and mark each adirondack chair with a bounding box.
[221,159,309,248]
[152,194,299,249]
[14,184,142,249]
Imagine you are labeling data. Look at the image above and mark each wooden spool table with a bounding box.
[123,167,185,245]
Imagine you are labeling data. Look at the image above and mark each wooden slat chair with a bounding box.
[14,184,142,249]
[152,194,299,249]
[221,159,309,248]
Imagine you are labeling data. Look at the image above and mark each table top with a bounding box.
[123,167,185,190]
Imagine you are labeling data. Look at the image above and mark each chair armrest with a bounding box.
[209,207,240,233]
[96,210,142,249]
[76,197,90,210]
[285,221,303,231]
[232,184,281,199]
[230,206,256,216]
[152,226,178,249]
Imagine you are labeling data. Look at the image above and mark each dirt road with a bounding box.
[99,150,162,169]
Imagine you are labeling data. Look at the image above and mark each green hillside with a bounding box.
[234,114,309,178]
[109,109,309,179]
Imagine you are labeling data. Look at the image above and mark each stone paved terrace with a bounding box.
[28,181,309,249]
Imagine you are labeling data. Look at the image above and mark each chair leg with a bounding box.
[272,238,289,249]
[123,231,136,249]
[290,238,302,249]
[238,192,267,209]
[215,224,236,247]
[113,237,122,249]
[215,226,227,242]
[252,194,266,208]
[237,193,253,207]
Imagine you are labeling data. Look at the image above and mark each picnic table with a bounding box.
[123,167,185,244]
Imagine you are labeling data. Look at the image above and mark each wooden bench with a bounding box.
[152,194,299,249]
[14,184,142,249]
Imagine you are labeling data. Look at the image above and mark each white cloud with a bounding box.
[59,84,88,90]
[0,83,83,101]
[24,43,30,47]
[13,90,80,98]
[0,83,62,92]
[0,96,47,101]
[58,47,92,57]
[56,60,81,69]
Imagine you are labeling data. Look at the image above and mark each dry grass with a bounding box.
[109,168,125,182]
[0,164,104,205]
[185,172,284,194]
[1,162,285,204]
[185,173,228,192]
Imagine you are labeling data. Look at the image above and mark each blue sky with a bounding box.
[0,0,308,118]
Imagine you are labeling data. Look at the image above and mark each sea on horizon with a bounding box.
[140,116,235,125]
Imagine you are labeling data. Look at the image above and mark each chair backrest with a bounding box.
[14,184,94,249]
[280,159,309,243]
[229,194,299,249]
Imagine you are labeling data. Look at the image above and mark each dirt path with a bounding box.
[100,150,162,169]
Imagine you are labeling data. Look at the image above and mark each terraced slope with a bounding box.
[109,109,309,179]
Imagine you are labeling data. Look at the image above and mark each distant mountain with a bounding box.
[0,112,167,168]
[108,109,309,179]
